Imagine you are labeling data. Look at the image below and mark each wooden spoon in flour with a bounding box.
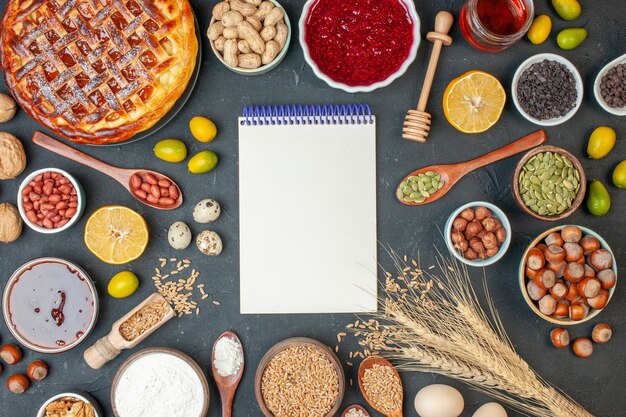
[212,331,245,417]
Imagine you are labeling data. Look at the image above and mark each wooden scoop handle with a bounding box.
[32,131,132,186]
[84,335,122,370]
[416,11,454,112]
[461,130,547,173]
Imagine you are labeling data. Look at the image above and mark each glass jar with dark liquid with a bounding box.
[460,0,534,52]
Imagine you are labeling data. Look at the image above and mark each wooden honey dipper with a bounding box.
[403,11,454,143]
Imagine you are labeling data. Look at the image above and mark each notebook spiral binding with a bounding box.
[241,105,374,125]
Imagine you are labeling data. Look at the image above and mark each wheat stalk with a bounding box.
[353,250,594,417]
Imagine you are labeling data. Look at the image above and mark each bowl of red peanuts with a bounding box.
[519,225,617,325]
[17,168,84,234]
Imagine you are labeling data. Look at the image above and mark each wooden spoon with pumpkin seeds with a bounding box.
[397,130,547,205]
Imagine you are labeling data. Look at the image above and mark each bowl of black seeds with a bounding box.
[594,53,626,116]
[512,53,583,126]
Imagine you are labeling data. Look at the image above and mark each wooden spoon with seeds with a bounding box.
[358,356,403,417]
[397,130,547,206]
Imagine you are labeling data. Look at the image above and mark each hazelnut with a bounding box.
[454,239,469,253]
[474,206,491,221]
[27,361,48,381]
[463,248,478,260]
[0,203,22,243]
[452,217,468,232]
[459,208,475,221]
[465,220,483,237]
[0,132,26,179]
[6,374,29,394]
[494,227,506,243]
[481,217,497,231]
[485,247,499,257]
[469,238,485,255]
[450,231,465,244]
[481,232,498,249]
[0,94,16,123]
[0,344,21,365]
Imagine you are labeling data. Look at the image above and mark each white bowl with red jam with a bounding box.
[2,258,99,353]
[299,0,421,93]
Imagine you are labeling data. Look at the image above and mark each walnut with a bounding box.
[0,94,16,123]
[0,203,22,243]
[0,132,26,179]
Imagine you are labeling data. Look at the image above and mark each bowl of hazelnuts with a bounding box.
[445,202,511,267]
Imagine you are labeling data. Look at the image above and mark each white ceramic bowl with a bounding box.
[209,0,291,76]
[17,167,85,234]
[594,53,626,116]
[511,53,584,126]
[518,225,617,325]
[444,201,512,268]
[37,392,103,417]
[299,0,421,93]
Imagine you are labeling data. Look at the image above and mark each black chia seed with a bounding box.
[600,63,626,108]
[516,59,578,120]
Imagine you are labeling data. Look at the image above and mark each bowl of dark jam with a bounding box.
[2,257,99,353]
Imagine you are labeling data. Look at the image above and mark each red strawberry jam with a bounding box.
[304,0,414,87]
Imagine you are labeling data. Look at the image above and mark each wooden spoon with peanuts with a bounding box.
[32,131,183,210]
[397,130,547,206]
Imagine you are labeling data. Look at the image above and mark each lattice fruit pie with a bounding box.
[0,0,197,144]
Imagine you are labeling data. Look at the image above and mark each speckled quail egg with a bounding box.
[414,384,464,417]
[168,221,192,250]
[472,403,507,417]
[193,199,221,223]
[196,230,223,256]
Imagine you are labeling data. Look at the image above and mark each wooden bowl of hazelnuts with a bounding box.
[444,201,511,267]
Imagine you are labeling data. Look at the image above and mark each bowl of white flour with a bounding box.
[111,347,209,417]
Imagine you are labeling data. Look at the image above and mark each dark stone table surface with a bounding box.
[0,0,624,416]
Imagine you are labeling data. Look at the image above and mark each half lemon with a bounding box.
[443,70,506,134]
[84,205,149,264]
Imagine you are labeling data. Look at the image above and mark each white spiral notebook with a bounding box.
[238,105,377,314]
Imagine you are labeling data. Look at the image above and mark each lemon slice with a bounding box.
[443,70,506,134]
[84,206,149,264]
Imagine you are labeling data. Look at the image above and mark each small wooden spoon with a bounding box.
[83,293,175,369]
[358,356,403,417]
[212,331,245,417]
[32,131,183,210]
[397,130,547,205]
[342,404,371,417]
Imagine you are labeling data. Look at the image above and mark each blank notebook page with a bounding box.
[238,107,377,314]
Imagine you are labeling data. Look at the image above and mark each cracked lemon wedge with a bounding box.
[443,70,506,134]
[84,206,149,264]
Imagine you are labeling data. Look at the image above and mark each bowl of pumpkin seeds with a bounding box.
[512,146,586,221]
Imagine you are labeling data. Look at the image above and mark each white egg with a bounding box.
[472,403,507,417]
[414,384,464,417]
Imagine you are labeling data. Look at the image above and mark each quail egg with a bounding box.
[193,199,221,223]
[168,221,192,250]
[196,230,223,256]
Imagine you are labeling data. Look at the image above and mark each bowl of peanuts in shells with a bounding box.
[207,0,291,75]
[17,168,85,234]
